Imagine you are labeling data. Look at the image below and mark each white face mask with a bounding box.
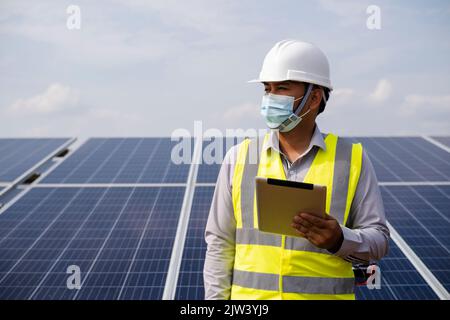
[260,83,313,132]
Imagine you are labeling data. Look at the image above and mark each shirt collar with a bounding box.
[263,124,327,157]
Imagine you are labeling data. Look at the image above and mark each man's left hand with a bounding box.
[291,212,343,252]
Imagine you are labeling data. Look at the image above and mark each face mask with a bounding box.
[260,83,313,132]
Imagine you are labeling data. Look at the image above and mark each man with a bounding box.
[204,39,389,300]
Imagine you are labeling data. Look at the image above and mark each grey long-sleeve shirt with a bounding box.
[203,125,390,300]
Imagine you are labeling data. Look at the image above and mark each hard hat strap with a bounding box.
[278,83,313,131]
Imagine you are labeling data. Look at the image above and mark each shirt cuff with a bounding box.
[328,226,360,259]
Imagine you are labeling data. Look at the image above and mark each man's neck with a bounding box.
[278,122,316,163]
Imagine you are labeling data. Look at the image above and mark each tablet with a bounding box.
[255,177,326,238]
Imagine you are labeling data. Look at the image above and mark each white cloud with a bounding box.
[369,78,392,102]
[330,88,355,106]
[400,94,450,116]
[7,83,79,115]
[88,107,140,122]
[318,0,369,26]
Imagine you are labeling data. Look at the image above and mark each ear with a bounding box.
[308,87,323,112]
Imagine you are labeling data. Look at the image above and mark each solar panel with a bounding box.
[431,136,450,148]
[349,137,449,182]
[1,135,448,300]
[355,240,439,300]
[197,137,241,183]
[40,138,192,184]
[0,186,185,300]
[0,187,24,207]
[0,138,72,183]
[381,185,450,291]
[175,186,213,299]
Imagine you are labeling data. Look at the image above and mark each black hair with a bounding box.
[301,82,330,115]
[318,86,330,115]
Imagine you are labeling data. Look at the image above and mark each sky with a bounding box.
[1,0,449,139]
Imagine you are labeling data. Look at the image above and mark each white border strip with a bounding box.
[0,138,76,198]
[387,221,449,300]
[379,181,450,186]
[422,136,450,153]
[26,183,187,188]
[195,182,216,187]
[162,137,202,300]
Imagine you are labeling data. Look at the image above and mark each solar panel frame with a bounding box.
[431,136,450,149]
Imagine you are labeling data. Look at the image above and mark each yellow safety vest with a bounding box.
[230,133,363,300]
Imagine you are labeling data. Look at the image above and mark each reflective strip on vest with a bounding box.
[236,228,281,247]
[239,138,260,229]
[329,137,352,225]
[233,270,354,295]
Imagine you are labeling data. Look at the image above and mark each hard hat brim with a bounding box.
[247,78,333,91]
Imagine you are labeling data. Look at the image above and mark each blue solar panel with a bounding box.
[349,137,450,182]
[381,185,450,291]
[197,137,241,183]
[41,138,192,184]
[0,186,185,300]
[355,240,439,300]
[0,138,71,183]
[431,136,450,148]
[175,186,214,299]
[0,187,25,206]
[2,135,448,300]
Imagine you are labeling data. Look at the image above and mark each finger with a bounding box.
[291,223,307,237]
[297,217,324,234]
[300,213,326,228]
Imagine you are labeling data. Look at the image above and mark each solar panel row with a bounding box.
[41,138,192,184]
[0,136,448,300]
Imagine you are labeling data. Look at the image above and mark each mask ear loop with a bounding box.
[278,83,313,131]
[294,83,313,116]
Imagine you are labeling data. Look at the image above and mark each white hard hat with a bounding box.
[249,39,333,90]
